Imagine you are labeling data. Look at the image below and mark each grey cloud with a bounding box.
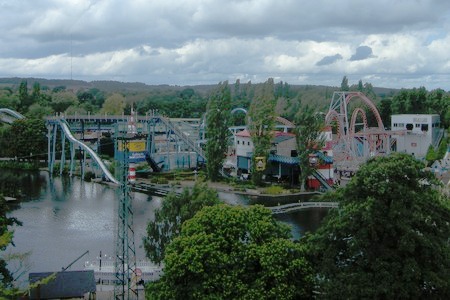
[349,46,375,61]
[316,54,343,66]
[1,0,450,90]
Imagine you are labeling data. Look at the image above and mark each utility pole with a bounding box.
[114,123,138,299]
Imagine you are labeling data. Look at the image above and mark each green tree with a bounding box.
[391,89,409,114]
[406,87,427,114]
[0,195,21,288]
[357,79,363,92]
[377,98,392,128]
[426,88,450,128]
[18,80,32,113]
[50,91,78,113]
[205,81,232,181]
[294,105,325,189]
[425,144,438,165]
[143,181,220,264]
[146,204,313,300]
[100,93,126,115]
[31,82,41,102]
[26,103,53,120]
[0,90,20,111]
[306,153,450,299]
[340,76,349,91]
[2,119,47,161]
[247,78,276,186]
[391,87,429,115]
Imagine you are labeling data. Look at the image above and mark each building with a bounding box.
[29,270,96,299]
[391,114,443,158]
[233,127,334,188]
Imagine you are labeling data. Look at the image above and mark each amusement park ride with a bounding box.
[325,91,396,171]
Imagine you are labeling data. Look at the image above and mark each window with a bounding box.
[237,140,240,145]
[406,123,413,130]
[248,141,250,146]
[421,124,428,132]
[415,124,420,128]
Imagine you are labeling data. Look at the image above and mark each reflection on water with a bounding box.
[6,170,329,285]
[274,208,329,239]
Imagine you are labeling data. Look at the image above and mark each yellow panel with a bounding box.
[129,141,146,152]
[118,140,146,152]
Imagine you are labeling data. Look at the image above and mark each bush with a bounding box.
[263,185,284,195]
[84,171,95,182]
[0,161,40,171]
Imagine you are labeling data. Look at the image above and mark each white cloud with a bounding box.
[0,0,450,89]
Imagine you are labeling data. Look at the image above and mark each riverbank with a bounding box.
[135,177,324,201]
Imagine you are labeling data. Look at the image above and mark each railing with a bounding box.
[268,201,338,214]
[312,170,333,191]
[159,116,206,160]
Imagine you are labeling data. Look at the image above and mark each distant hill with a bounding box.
[0,77,400,100]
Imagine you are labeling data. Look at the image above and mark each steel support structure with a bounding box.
[325,91,390,165]
[114,125,138,299]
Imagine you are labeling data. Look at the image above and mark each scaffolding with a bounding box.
[114,126,138,299]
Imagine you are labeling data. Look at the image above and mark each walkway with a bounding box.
[268,201,338,214]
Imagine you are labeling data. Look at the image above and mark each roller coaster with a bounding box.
[0,108,25,124]
[0,108,215,184]
[325,91,393,170]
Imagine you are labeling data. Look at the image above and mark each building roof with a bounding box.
[236,129,295,139]
[269,154,299,165]
[29,270,96,299]
[236,129,251,137]
[273,134,295,144]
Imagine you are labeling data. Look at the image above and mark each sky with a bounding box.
[1,0,450,90]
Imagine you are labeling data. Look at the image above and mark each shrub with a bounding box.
[263,185,285,195]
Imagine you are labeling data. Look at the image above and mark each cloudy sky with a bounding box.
[1,0,450,89]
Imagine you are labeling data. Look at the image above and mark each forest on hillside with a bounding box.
[0,77,448,129]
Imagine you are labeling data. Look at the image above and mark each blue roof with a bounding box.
[29,270,96,299]
[268,151,333,165]
[315,151,333,164]
[268,154,299,165]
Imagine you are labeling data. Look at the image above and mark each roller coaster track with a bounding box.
[159,116,206,160]
[0,108,25,124]
[58,119,120,185]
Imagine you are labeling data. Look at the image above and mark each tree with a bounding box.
[425,144,438,165]
[247,78,276,185]
[205,81,232,181]
[306,153,450,299]
[18,80,32,113]
[377,98,392,128]
[294,105,325,189]
[100,93,126,115]
[357,79,363,92]
[26,103,53,120]
[426,88,450,128]
[0,195,21,288]
[31,82,41,102]
[50,91,78,113]
[340,76,349,91]
[146,204,314,299]
[2,119,47,161]
[143,181,220,264]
